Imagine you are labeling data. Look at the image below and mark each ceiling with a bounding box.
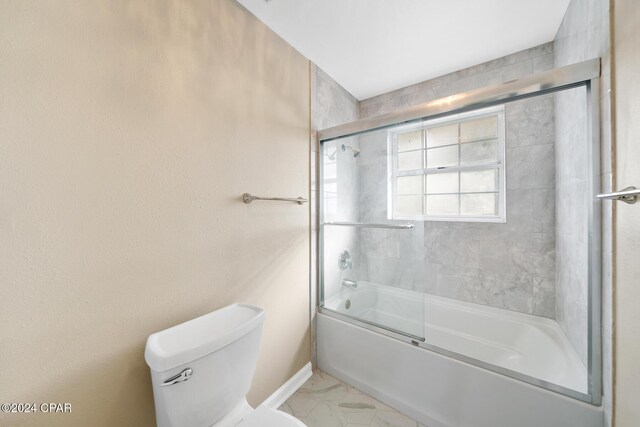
[236,0,571,100]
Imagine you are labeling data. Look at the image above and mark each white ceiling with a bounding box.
[236,0,570,100]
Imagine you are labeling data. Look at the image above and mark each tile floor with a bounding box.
[279,371,428,427]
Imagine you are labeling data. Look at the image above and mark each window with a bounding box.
[388,106,505,222]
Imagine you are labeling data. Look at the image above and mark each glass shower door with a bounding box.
[316,69,601,403]
[319,131,425,342]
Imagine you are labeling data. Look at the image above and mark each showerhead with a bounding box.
[341,143,360,158]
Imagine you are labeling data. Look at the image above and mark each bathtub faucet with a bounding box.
[342,279,358,288]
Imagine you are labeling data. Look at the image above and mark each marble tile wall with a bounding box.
[553,0,612,419]
[310,64,360,367]
[360,43,554,118]
[355,45,557,317]
[554,85,589,366]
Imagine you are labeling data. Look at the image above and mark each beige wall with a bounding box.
[0,1,310,426]
[612,0,640,425]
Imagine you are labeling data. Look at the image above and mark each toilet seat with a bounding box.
[239,405,306,427]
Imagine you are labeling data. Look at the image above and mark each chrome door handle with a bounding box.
[597,186,639,204]
[161,368,193,387]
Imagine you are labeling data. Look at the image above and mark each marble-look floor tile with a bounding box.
[371,410,421,427]
[281,392,320,418]
[337,391,378,425]
[296,371,349,405]
[281,371,427,427]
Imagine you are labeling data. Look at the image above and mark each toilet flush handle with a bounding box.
[161,368,193,387]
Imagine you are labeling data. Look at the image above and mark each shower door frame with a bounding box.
[317,58,603,405]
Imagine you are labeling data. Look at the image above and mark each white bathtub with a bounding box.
[318,282,603,427]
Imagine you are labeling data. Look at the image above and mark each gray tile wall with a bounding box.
[554,0,612,419]
[360,44,554,118]
[554,85,589,365]
[355,45,557,317]
[310,64,360,367]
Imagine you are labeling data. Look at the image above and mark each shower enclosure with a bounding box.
[316,59,603,426]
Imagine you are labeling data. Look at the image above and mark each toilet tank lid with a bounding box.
[144,303,265,372]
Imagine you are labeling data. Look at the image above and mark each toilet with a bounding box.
[144,303,306,427]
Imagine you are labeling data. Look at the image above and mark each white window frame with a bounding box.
[387,105,506,223]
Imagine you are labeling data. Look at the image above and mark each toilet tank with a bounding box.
[145,304,265,427]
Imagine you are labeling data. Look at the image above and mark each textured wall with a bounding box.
[612,0,640,424]
[0,1,310,426]
[355,45,557,317]
[553,0,612,385]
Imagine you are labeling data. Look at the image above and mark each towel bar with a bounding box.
[323,221,414,229]
[597,186,639,204]
[242,193,308,205]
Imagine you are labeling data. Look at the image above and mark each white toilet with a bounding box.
[144,303,306,427]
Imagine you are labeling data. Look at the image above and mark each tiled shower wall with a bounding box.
[359,44,554,118]
[355,44,557,317]
[554,0,612,420]
[310,64,360,366]
[313,66,360,301]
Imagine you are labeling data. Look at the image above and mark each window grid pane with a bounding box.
[425,194,460,216]
[460,193,498,216]
[426,124,458,148]
[460,169,498,193]
[396,195,423,216]
[397,130,423,152]
[426,172,459,194]
[398,150,424,171]
[391,108,503,220]
[460,116,498,143]
[460,139,498,164]
[397,175,424,195]
[426,145,459,169]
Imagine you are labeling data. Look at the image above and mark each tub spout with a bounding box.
[342,279,358,288]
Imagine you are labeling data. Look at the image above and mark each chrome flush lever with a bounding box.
[161,368,193,387]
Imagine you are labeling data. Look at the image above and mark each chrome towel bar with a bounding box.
[323,221,414,229]
[242,193,308,205]
[597,186,639,204]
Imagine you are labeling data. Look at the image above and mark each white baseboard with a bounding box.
[261,362,312,409]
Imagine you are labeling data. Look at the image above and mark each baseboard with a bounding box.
[261,362,312,409]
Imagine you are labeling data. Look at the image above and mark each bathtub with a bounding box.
[317,282,603,427]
